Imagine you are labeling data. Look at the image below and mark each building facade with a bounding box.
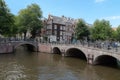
[42,14,77,43]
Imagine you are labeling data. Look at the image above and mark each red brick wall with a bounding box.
[38,44,52,53]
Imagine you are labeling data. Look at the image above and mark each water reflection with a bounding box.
[0,54,26,80]
[51,55,101,80]
[93,65,120,80]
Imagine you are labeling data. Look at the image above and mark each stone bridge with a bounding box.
[0,41,38,53]
[12,41,38,51]
[39,43,120,66]
[1,42,120,67]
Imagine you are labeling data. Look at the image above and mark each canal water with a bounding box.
[0,46,120,80]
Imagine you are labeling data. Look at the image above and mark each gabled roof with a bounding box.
[48,14,78,26]
[48,15,65,25]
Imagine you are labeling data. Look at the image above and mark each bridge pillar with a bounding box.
[61,49,66,57]
[87,54,94,65]
[62,53,65,56]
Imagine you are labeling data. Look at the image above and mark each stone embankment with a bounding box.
[38,43,51,53]
[0,43,13,53]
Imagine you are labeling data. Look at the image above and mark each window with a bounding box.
[60,31,62,35]
[54,25,57,29]
[47,30,52,35]
[60,36,63,40]
[62,32,65,36]
[63,26,66,30]
[47,25,52,29]
[60,26,63,30]
[54,31,57,35]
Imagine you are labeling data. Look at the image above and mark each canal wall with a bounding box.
[38,43,52,53]
[0,43,13,53]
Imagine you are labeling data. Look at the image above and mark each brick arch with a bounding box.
[52,47,61,54]
[93,54,119,67]
[65,48,87,61]
[14,42,37,52]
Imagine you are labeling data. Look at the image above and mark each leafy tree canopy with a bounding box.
[16,3,43,39]
[91,19,112,40]
[0,0,15,37]
[116,25,120,41]
[75,19,90,40]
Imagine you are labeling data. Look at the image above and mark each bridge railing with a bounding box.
[0,38,37,43]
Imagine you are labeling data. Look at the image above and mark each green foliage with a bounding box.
[75,19,90,40]
[0,0,15,37]
[110,29,117,41]
[91,19,112,40]
[16,3,43,39]
[116,25,120,41]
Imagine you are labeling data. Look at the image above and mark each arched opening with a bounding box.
[25,44,36,51]
[53,47,61,54]
[66,48,87,61]
[94,55,118,68]
[14,44,37,52]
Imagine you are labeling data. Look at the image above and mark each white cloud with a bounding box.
[100,16,120,27]
[104,16,120,20]
[95,0,105,3]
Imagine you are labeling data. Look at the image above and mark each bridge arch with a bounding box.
[52,47,61,54]
[93,55,118,67]
[14,43,37,52]
[65,48,87,61]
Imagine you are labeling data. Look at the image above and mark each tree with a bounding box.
[116,25,120,41]
[16,3,43,39]
[75,19,90,40]
[110,29,117,41]
[0,0,15,37]
[91,19,112,40]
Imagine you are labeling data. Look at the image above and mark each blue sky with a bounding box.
[5,0,120,27]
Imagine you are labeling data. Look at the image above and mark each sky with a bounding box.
[5,0,120,27]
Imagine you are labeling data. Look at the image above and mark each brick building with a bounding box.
[42,14,77,43]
